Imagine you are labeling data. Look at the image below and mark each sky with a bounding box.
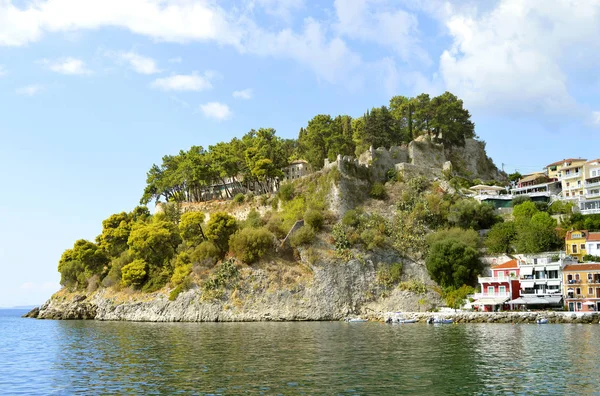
[1,0,600,307]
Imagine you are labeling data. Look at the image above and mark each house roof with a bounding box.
[288,160,308,165]
[586,158,600,164]
[588,232,600,242]
[545,158,586,168]
[563,264,600,272]
[518,173,547,184]
[566,230,587,240]
[492,259,519,270]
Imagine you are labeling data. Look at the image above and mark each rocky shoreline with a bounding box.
[377,311,600,324]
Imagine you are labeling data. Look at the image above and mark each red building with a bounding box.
[474,259,521,312]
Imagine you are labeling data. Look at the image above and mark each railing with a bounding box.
[586,192,600,199]
[478,277,516,283]
[585,180,600,188]
[560,172,582,180]
[521,289,561,295]
[581,208,600,215]
[473,292,511,299]
[567,279,582,284]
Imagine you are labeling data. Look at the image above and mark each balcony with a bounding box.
[567,279,582,284]
[478,276,516,283]
[586,192,600,199]
[521,289,561,296]
[560,172,582,181]
[586,180,600,188]
[581,208,600,215]
[473,292,511,299]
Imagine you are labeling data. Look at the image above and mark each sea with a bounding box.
[1,308,600,395]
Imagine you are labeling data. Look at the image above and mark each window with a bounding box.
[589,288,593,295]
[576,288,581,295]
[593,170,598,177]
[499,286,506,294]
[573,244,578,253]
[566,182,570,187]
[576,274,581,281]
[487,286,494,295]
[581,244,586,250]
[597,244,600,249]
[577,302,582,311]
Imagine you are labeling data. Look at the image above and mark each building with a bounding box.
[586,232,600,258]
[562,263,600,312]
[556,158,587,201]
[509,254,573,309]
[510,172,561,201]
[565,230,600,262]
[545,158,582,181]
[283,160,310,181]
[469,184,512,208]
[473,259,521,312]
[580,159,600,215]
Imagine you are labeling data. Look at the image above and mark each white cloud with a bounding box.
[200,102,232,120]
[16,84,44,96]
[168,57,182,64]
[254,0,304,22]
[40,57,91,75]
[151,72,214,92]
[106,50,160,74]
[0,0,244,48]
[435,0,600,119]
[333,0,430,64]
[232,88,253,99]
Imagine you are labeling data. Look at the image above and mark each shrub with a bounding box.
[245,209,264,229]
[259,195,269,206]
[360,228,386,250]
[377,263,403,288]
[369,182,387,200]
[169,276,192,301]
[385,168,397,182]
[398,280,427,294]
[290,226,315,247]
[584,254,600,262]
[102,251,132,288]
[304,209,325,230]
[426,240,483,289]
[171,252,192,286]
[511,195,531,207]
[203,259,239,292]
[229,227,275,264]
[485,222,517,254]
[233,193,245,204]
[265,214,287,239]
[191,241,221,266]
[342,209,361,227]
[271,196,280,210]
[141,266,171,293]
[121,259,148,286]
[278,183,295,202]
[332,223,351,251]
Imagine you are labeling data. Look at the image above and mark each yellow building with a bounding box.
[555,158,587,200]
[562,263,600,312]
[544,158,583,180]
[566,230,589,262]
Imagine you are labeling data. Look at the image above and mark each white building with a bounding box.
[283,160,310,181]
[581,159,600,215]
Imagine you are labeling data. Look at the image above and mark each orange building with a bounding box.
[562,263,600,312]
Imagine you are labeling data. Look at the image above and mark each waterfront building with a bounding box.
[562,263,600,312]
[509,254,574,309]
[469,184,512,208]
[474,259,521,312]
[580,159,600,215]
[586,232,600,258]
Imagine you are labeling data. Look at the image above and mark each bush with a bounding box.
[245,209,264,229]
[342,209,361,228]
[278,183,295,202]
[376,263,403,288]
[398,280,427,294]
[332,223,351,251]
[102,251,132,288]
[485,222,517,254]
[448,199,499,230]
[171,253,192,286]
[511,195,531,207]
[265,214,287,239]
[426,239,483,289]
[191,241,221,266]
[385,168,397,182]
[141,266,171,293]
[229,227,275,264]
[290,226,315,247]
[369,182,387,200]
[304,209,325,230]
[271,196,280,210]
[584,254,600,262]
[121,259,148,286]
[178,211,206,246]
[169,277,192,301]
[233,193,245,204]
[203,259,238,292]
[427,228,480,250]
[360,228,386,250]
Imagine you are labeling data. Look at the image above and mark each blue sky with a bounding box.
[1,0,599,306]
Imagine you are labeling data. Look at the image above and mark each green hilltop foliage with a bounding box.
[56,90,588,304]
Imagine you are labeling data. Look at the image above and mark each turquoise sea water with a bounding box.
[1,309,600,395]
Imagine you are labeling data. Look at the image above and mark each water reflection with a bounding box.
[2,313,600,395]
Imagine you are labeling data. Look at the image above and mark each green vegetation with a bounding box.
[304,209,325,231]
[205,212,238,253]
[369,182,387,200]
[229,227,274,264]
[290,226,315,247]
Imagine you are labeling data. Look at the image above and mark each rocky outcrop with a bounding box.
[31,251,441,322]
[377,311,600,324]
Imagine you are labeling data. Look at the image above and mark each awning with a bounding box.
[521,281,535,288]
[534,266,546,271]
[548,280,561,286]
[583,301,596,305]
[546,296,563,304]
[547,265,560,271]
[508,297,526,304]
[475,297,509,306]
[520,267,533,276]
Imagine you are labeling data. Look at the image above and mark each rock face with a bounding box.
[33,252,441,322]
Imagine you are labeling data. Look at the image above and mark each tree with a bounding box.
[448,199,499,230]
[508,172,522,183]
[426,239,483,289]
[179,211,206,246]
[205,212,238,252]
[58,239,109,287]
[515,212,562,253]
[512,201,538,220]
[429,92,475,146]
[127,221,181,267]
[485,222,517,254]
[444,285,476,310]
[97,212,131,257]
[121,259,148,286]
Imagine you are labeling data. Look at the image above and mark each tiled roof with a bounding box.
[586,158,600,164]
[588,232,600,242]
[566,230,588,240]
[545,158,586,168]
[492,259,519,270]
[563,264,600,272]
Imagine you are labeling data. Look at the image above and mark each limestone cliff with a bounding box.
[32,250,440,322]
